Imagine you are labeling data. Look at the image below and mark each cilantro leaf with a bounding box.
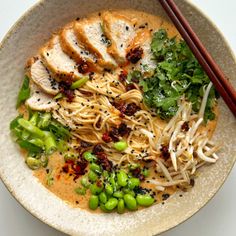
[140,29,217,120]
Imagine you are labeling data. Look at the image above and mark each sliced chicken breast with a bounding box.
[60,24,102,73]
[41,35,83,81]
[102,11,136,65]
[74,17,117,69]
[127,29,156,73]
[29,58,59,95]
[26,82,57,111]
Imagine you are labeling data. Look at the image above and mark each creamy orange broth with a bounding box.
[31,10,218,211]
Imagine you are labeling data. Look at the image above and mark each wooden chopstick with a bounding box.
[159,0,236,117]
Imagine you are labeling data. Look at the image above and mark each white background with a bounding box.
[0,1,235,235]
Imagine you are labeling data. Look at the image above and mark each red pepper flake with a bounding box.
[126,47,143,64]
[102,132,112,143]
[62,165,69,173]
[96,152,113,172]
[59,80,75,102]
[108,127,120,142]
[112,101,127,116]
[118,123,131,136]
[131,167,145,181]
[78,60,89,74]
[118,70,128,83]
[93,144,104,155]
[96,180,103,187]
[160,145,170,160]
[124,103,140,116]
[126,83,136,91]
[181,121,190,132]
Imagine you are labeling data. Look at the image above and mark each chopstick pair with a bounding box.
[159,0,236,117]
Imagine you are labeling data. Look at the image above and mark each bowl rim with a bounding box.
[0,0,235,235]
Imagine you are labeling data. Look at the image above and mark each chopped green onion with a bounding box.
[48,121,70,139]
[21,129,30,140]
[54,93,64,100]
[57,140,68,153]
[10,115,23,130]
[28,138,45,148]
[29,112,39,126]
[26,157,41,170]
[44,131,57,155]
[16,76,30,108]
[18,118,45,138]
[70,77,89,90]
[38,113,51,128]
[18,140,43,154]
[46,169,54,186]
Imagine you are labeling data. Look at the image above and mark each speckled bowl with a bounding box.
[0,0,235,235]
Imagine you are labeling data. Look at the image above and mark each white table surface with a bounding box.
[0,1,235,235]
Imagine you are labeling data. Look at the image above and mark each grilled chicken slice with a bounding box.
[29,57,59,95]
[127,29,156,73]
[102,11,136,65]
[41,35,83,81]
[60,24,101,73]
[26,82,57,111]
[74,17,117,69]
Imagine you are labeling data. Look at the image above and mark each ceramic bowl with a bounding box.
[0,0,235,235]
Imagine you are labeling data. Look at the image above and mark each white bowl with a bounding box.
[0,0,235,235]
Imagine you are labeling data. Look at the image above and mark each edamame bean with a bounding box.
[26,157,41,170]
[123,188,135,197]
[129,163,140,170]
[75,187,86,195]
[88,170,98,182]
[83,151,97,162]
[80,176,90,188]
[124,194,137,210]
[105,183,113,195]
[113,140,128,151]
[90,163,101,174]
[117,199,125,214]
[113,191,123,198]
[100,203,112,213]
[128,178,140,190]
[99,192,108,204]
[105,198,118,210]
[117,170,128,187]
[89,195,99,210]
[136,194,154,207]
[90,183,103,195]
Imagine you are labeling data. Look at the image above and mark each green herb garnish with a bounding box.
[16,76,30,108]
[10,111,70,166]
[138,29,217,121]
